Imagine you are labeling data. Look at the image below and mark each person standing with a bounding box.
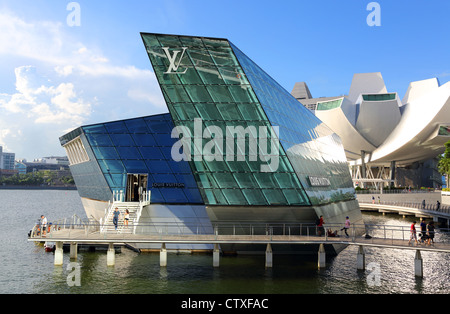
[408,221,418,246]
[124,209,130,227]
[317,215,324,236]
[113,207,121,231]
[40,215,48,237]
[341,216,351,237]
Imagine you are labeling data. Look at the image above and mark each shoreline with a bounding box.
[0,185,76,191]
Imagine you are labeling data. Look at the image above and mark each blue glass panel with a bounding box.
[98,159,125,173]
[160,189,188,203]
[104,121,129,133]
[116,146,142,160]
[109,134,134,146]
[138,147,164,160]
[86,133,112,146]
[91,146,119,160]
[146,160,172,173]
[125,118,150,133]
[184,188,203,203]
[83,124,107,134]
[122,160,148,173]
[150,188,165,203]
[132,134,157,146]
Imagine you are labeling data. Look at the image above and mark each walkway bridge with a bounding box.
[28,220,450,278]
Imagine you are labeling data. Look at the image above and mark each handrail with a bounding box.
[360,201,450,216]
[29,221,450,246]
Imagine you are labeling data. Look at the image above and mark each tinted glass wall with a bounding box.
[81,114,203,204]
[142,33,311,206]
[230,43,355,205]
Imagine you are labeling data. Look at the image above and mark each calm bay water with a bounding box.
[0,189,449,295]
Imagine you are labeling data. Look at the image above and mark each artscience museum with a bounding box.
[60,33,364,254]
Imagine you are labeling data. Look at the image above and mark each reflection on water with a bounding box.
[0,190,449,294]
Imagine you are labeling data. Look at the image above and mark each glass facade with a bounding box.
[81,114,203,204]
[230,43,355,205]
[316,98,343,111]
[142,33,311,206]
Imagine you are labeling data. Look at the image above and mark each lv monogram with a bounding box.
[162,47,188,74]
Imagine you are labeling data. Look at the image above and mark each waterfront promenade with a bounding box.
[29,219,450,278]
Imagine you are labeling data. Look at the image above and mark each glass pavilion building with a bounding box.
[60,33,363,253]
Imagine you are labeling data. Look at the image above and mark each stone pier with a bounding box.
[265,244,273,268]
[318,244,326,269]
[107,243,115,267]
[160,243,167,267]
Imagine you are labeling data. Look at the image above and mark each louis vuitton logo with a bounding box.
[162,47,188,74]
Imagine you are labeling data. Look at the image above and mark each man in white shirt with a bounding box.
[41,215,48,236]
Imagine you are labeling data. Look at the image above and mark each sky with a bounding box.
[0,0,449,160]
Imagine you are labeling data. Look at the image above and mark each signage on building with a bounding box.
[162,47,188,74]
[308,176,331,187]
[152,182,186,189]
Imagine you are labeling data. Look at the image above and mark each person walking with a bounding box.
[426,221,435,246]
[408,221,418,246]
[124,209,130,227]
[419,219,427,243]
[113,207,121,231]
[341,216,351,237]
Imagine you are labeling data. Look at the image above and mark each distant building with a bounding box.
[0,146,15,170]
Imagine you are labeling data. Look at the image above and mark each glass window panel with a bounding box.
[194,103,222,120]
[146,160,172,173]
[167,160,192,173]
[109,134,134,146]
[262,189,287,205]
[153,133,175,146]
[125,119,150,133]
[98,159,125,173]
[217,103,242,120]
[197,67,226,85]
[104,173,126,188]
[212,172,238,188]
[160,189,188,203]
[145,118,173,134]
[152,173,178,184]
[218,67,249,85]
[86,133,112,146]
[221,189,246,205]
[132,134,157,146]
[209,49,239,67]
[206,85,234,103]
[237,103,265,120]
[104,121,128,133]
[228,85,258,103]
[242,189,268,205]
[179,67,203,85]
[233,173,260,189]
[172,103,200,120]
[117,146,142,159]
[184,85,213,102]
[91,146,119,160]
[198,173,219,189]
[162,85,191,103]
[184,188,203,204]
[177,174,198,188]
[138,147,164,160]
[282,189,308,205]
[150,188,165,203]
[122,160,148,173]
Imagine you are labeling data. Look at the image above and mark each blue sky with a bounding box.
[0,0,449,160]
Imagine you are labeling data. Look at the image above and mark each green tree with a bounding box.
[438,141,450,186]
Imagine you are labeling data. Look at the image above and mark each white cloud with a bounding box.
[0,10,165,159]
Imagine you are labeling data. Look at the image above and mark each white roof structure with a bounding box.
[295,73,450,167]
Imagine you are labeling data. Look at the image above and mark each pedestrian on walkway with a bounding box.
[408,221,418,246]
[419,219,427,243]
[316,215,324,236]
[426,221,435,246]
[113,207,121,230]
[341,216,350,237]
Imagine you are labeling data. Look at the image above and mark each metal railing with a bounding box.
[361,200,450,215]
[29,220,450,246]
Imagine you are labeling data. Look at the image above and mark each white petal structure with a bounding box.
[292,73,450,187]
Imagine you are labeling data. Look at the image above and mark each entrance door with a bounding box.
[126,174,148,202]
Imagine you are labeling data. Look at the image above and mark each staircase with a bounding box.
[100,190,151,234]
[101,202,140,234]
